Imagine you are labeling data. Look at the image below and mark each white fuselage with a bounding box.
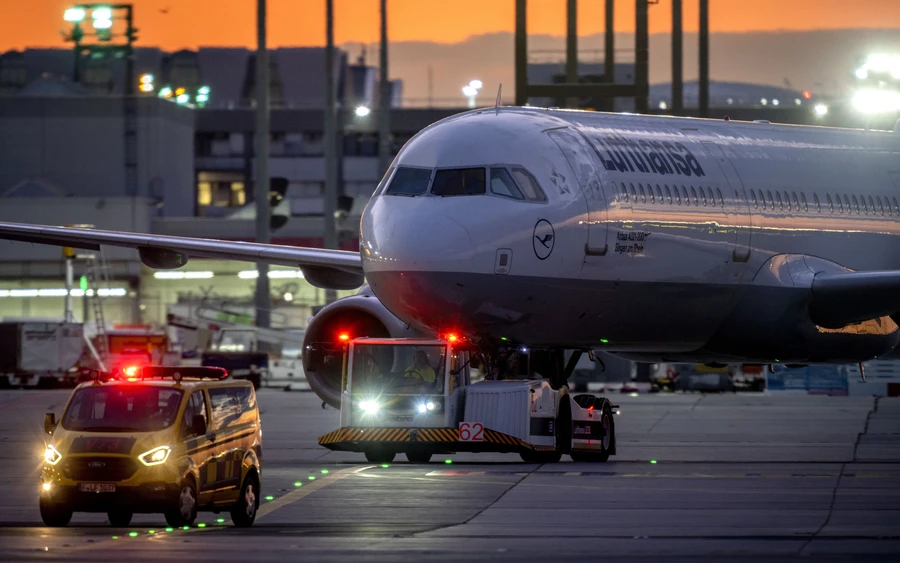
[360,108,900,362]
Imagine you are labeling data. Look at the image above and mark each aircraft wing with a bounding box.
[810,270,900,328]
[0,221,364,290]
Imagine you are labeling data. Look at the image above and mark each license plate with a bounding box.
[78,483,116,493]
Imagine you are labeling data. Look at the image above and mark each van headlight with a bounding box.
[138,446,171,466]
[44,444,62,465]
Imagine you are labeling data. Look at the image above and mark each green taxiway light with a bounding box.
[321,469,329,474]
[197,523,206,528]
[445,459,453,464]
[308,476,316,481]
[600,339,609,344]
[650,460,658,464]
[182,526,190,530]
[381,464,389,468]
[111,536,119,540]
[128,532,138,537]
[165,527,174,532]
[294,481,302,487]
[265,495,274,501]
[148,530,156,534]
[217,518,225,523]
[500,337,508,341]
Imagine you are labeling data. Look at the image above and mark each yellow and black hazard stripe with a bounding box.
[319,426,524,447]
[481,428,522,446]
[416,428,458,442]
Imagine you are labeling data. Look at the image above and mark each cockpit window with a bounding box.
[511,168,548,202]
[385,166,432,196]
[489,168,525,200]
[432,168,486,196]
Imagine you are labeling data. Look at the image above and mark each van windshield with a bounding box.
[61,386,184,432]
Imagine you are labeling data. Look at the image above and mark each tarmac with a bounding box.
[1,388,898,562]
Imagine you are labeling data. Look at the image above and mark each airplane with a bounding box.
[2,106,900,407]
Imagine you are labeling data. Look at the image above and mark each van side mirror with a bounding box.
[44,413,57,435]
[191,414,207,436]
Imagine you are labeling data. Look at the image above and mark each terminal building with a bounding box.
[0,47,458,328]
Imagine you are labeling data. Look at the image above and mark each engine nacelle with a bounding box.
[302,285,423,408]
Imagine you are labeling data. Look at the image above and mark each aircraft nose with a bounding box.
[360,198,475,271]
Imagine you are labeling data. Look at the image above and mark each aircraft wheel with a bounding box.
[364,450,396,463]
[405,452,433,463]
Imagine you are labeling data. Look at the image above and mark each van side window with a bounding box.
[209,387,242,430]
[181,391,207,437]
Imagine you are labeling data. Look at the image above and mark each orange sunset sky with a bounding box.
[2,0,898,52]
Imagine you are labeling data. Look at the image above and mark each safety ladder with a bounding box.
[85,251,111,369]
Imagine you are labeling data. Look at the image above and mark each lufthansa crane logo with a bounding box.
[533,219,555,260]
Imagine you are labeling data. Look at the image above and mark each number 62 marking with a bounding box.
[458,422,484,442]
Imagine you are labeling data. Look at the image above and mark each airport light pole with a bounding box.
[698,0,710,117]
[671,0,683,114]
[378,0,391,176]
[323,0,338,304]
[254,0,271,329]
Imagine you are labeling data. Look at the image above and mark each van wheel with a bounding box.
[107,510,133,527]
[230,473,259,527]
[405,452,432,463]
[165,478,197,527]
[39,496,72,527]
[364,451,395,463]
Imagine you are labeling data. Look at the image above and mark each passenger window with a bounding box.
[620,183,629,202]
[630,183,637,201]
[893,197,900,215]
[208,387,242,430]
[766,190,774,210]
[700,187,707,206]
[510,168,547,202]
[775,191,783,210]
[825,194,833,213]
[851,195,859,214]
[842,195,851,214]
[639,184,647,203]
[877,196,885,215]
[868,196,876,216]
[181,391,207,437]
[836,194,843,214]
[759,190,767,210]
[783,191,791,211]
[690,186,698,206]
[813,193,820,212]
[750,190,758,208]
[715,187,724,208]
[665,185,673,204]
[655,184,663,203]
[800,193,808,212]
[489,168,525,200]
[792,192,800,211]
[385,166,432,196]
[681,186,689,205]
[432,167,486,196]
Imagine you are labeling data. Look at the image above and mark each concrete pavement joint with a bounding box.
[798,461,846,557]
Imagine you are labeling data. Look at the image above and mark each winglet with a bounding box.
[495,84,502,114]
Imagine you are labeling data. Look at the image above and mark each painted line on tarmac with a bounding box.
[256,464,375,521]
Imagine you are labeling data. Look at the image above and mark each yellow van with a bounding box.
[39,366,262,528]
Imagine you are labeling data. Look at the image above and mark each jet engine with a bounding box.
[302,285,422,408]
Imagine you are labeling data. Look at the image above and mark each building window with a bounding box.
[196,172,247,216]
